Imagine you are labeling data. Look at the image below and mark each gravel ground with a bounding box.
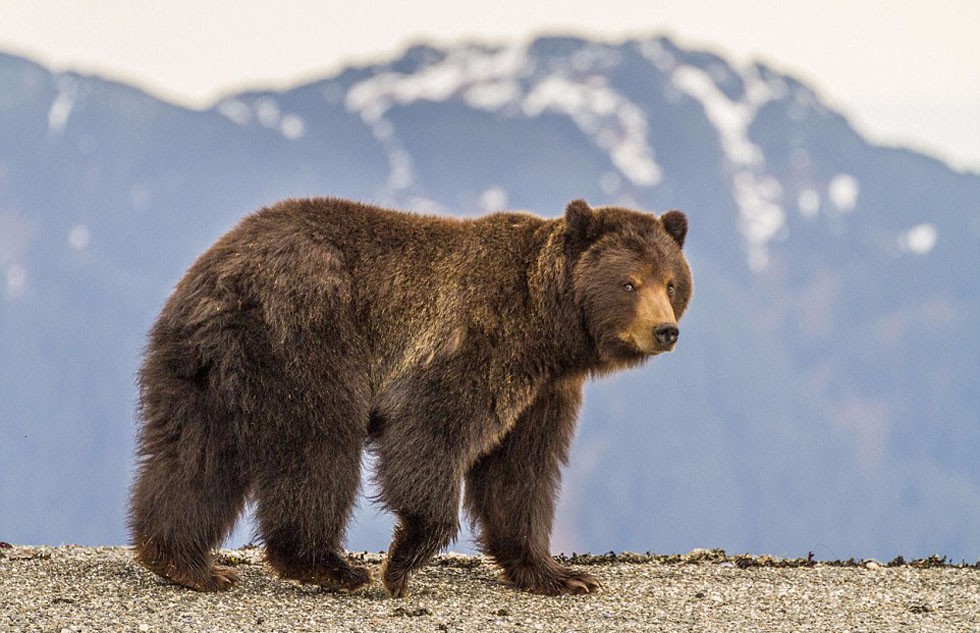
[2,545,979,632]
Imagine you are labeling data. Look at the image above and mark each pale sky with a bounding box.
[2,0,978,172]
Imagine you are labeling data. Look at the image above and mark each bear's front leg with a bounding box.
[464,377,601,595]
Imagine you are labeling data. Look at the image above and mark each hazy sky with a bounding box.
[2,0,978,172]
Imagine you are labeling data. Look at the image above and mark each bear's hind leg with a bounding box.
[129,422,249,591]
[253,405,371,593]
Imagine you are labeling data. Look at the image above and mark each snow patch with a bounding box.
[255,98,281,128]
[793,86,825,113]
[479,186,509,212]
[387,149,414,190]
[570,44,622,73]
[5,263,26,299]
[68,225,90,251]
[798,188,820,218]
[217,99,251,125]
[636,39,675,72]
[48,76,77,135]
[463,81,521,110]
[898,223,938,255]
[733,172,785,272]
[406,197,451,216]
[745,66,789,104]
[363,118,416,193]
[828,173,860,212]
[280,114,306,140]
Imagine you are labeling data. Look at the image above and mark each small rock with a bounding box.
[734,555,758,569]
[392,606,432,617]
[686,548,727,563]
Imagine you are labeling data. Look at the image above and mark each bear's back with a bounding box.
[177,198,554,355]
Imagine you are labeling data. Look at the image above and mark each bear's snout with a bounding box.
[653,324,679,350]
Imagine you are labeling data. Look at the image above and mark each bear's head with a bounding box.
[564,199,692,369]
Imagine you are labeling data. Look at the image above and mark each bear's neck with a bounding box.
[524,222,603,380]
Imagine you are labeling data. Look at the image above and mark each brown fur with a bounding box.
[129,197,692,597]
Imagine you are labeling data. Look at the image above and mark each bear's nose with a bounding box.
[654,324,679,348]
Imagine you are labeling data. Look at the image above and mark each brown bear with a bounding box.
[129,197,691,597]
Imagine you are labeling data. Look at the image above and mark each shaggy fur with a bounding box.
[129,197,692,597]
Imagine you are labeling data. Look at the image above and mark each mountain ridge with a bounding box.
[1,35,978,561]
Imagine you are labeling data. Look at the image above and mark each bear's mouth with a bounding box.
[617,332,675,356]
[643,344,673,356]
[606,334,669,361]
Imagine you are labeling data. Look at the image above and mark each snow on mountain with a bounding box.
[344,42,662,197]
[216,95,307,140]
[47,76,78,135]
[663,48,860,272]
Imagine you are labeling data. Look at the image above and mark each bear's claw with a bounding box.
[502,563,602,596]
[197,565,240,591]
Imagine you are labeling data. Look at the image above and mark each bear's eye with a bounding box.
[622,282,636,293]
[666,281,675,296]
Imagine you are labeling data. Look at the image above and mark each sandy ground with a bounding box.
[2,545,978,632]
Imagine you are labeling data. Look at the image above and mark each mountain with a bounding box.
[1,36,978,561]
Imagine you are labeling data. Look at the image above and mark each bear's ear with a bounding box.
[565,199,594,227]
[660,210,687,249]
[565,199,599,251]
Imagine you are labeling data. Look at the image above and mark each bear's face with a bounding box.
[565,200,692,368]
